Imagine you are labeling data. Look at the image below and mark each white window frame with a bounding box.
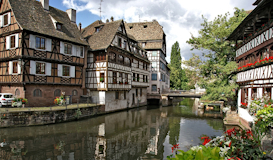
[9,61,21,75]
[60,41,78,57]
[6,34,19,50]
[30,60,51,76]
[29,34,51,51]
[2,12,11,27]
[57,64,75,78]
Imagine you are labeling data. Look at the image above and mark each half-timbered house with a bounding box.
[82,19,150,111]
[0,0,88,107]
[227,0,273,107]
[125,20,170,94]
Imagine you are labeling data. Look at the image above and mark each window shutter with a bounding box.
[0,15,2,27]
[6,35,10,50]
[72,45,77,56]
[29,34,35,48]
[60,41,64,54]
[9,61,12,74]
[17,61,21,74]
[46,63,51,76]
[58,64,62,76]
[8,12,10,25]
[70,66,75,77]
[46,38,52,51]
[121,39,124,48]
[15,34,19,48]
[30,60,36,74]
[76,46,80,57]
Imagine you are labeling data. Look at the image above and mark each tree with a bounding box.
[186,8,248,101]
[169,41,188,90]
[182,53,202,89]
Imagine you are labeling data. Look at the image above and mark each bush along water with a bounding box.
[167,95,273,160]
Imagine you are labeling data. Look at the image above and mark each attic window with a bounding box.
[56,23,62,31]
[143,25,147,28]
[129,26,133,29]
[95,27,100,32]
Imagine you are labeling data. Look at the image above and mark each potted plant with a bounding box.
[100,77,104,83]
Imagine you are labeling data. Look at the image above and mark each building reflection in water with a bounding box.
[0,106,169,160]
[0,99,223,160]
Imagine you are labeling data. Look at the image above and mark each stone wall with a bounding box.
[0,105,105,128]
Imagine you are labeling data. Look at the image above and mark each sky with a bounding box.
[45,0,255,63]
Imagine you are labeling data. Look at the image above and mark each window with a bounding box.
[115,91,119,99]
[12,61,18,74]
[124,57,130,66]
[10,35,15,48]
[152,62,157,68]
[35,37,45,49]
[143,25,147,28]
[113,71,117,83]
[143,75,145,82]
[54,89,61,97]
[72,90,78,96]
[124,91,126,99]
[64,43,72,54]
[142,42,146,48]
[118,38,122,47]
[33,89,42,97]
[63,66,70,76]
[125,73,128,84]
[3,13,9,26]
[119,72,123,83]
[96,53,106,61]
[109,52,116,62]
[36,62,45,74]
[80,47,84,57]
[136,89,138,97]
[152,73,157,81]
[100,73,105,83]
[152,85,157,92]
[133,73,135,81]
[140,89,142,96]
[118,55,124,64]
[124,40,127,49]
[137,74,139,82]
[95,27,100,32]
[15,88,20,96]
[56,23,62,31]
[152,51,157,56]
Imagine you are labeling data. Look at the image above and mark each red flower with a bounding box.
[171,144,180,153]
[264,104,268,108]
[201,136,211,145]
[225,128,235,136]
[228,158,241,160]
[229,141,232,147]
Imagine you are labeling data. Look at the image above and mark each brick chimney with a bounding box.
[40,0,49,10]
[66,8,76,23]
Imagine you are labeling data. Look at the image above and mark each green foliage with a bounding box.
[186,8,248,101]
[75,108,82,119]
[169,41,188,90]
[167,146,224,160]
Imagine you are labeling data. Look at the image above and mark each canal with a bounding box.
[0,98,223,160]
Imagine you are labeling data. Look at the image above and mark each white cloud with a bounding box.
[62,0,255,62]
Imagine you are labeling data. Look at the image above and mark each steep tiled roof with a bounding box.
[125,20,164,41]
[85,20,123,50]
[81,20,104,38]
[9,0,87,45]
[144,42,162,50]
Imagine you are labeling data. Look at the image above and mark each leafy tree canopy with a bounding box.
[185,8,248,101]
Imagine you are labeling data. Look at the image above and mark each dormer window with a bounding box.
[129,26,133,29]
[143,25,147,28]
[56,23,62,31]
[95,27,100,32]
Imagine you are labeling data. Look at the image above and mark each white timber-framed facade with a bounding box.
[0,0,88,107]
[82,19,150,111]
[125,20,170,94]
[228,0,273,107]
